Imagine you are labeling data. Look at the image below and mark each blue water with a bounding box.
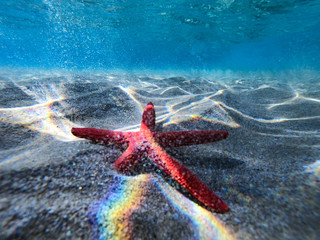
[0,0,320,71]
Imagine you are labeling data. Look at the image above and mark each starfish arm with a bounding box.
[71,102,230,213]
[154,130,228,148]
[113,142,145,173]
[140,102,156,132]
[71,128,130,148]
[148,145,229,213]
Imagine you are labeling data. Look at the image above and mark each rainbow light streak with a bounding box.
[0,82,81,141]
[304,160,320,183]
[93,174,235,240]
[153,176,236,240]
[94,174,151,240]
[0,101,79,141]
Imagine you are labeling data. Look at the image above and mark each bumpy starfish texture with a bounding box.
[71,102,229,213]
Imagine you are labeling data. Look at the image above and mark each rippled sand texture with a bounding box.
[0,71,319,239]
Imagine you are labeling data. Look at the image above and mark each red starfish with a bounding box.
[71,102,229,213]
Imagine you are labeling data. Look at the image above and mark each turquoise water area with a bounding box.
[0,0,320,71]
[1,1,320,240]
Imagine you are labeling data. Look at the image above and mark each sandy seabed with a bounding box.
[0,70,319,239]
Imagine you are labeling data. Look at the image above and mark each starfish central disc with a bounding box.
[71,102,229,213]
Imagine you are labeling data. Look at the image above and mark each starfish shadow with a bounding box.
[125,155,243,212]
